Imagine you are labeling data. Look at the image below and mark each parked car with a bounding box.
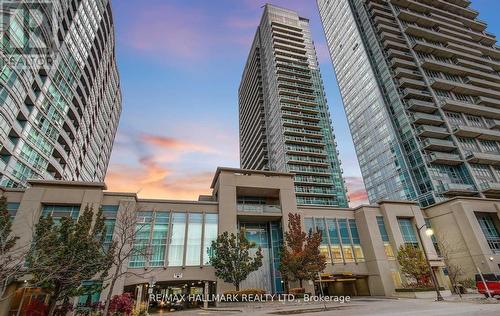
[475,273,500,297]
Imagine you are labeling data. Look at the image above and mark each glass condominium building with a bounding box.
[239,4,348,207]
[0,0,121,187]
[318,0,500,206]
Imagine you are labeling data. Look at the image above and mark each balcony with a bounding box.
[465,76,500,91]
[453,125,500,141]
[420,58,500,83]
[475,96,500,109]
[402,88,432,100]
[487,119,500,129]
[411,112,444,125]
[437,182,477,196]
[237,203,281,214]
[439,98,500,119]
[427,152,462,165]
[391,58,417,69]
[383,39,409,51]
[388,47,413,59]
[455,57,493,73]
[432,78,500,100]
[421,138,456,152]
[480,182,500,197]
[465,151,500,165]
[393,67,423,80]
[405,99,437,113]
[399,78,426,89]
[417,125,450,139]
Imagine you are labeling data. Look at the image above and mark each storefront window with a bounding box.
[326,219,343,263]
[203,213,218,265]
[168,213,186,266]
[349,220,364,262]
[129,212,152,268]
[150,212,169,267]
[185,213,203,266]
[314,218,331,260]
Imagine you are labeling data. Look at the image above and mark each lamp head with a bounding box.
[425,228,434,236]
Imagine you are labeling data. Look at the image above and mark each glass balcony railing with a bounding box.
[237,204,281,213]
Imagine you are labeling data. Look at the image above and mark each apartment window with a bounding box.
[445,111,464,126]
[41,204,80,224]
[185,213,203,266]
[476,213,500,253]
[434,89,452,98]
[466,115,485,128]
[480,140,498,153]
[397,218,419,248]
[444,73,462,83]
[458,137,479,151]
[424,70,441,79]
[416,52,431,59]
[471,164,494,182]
[377,216,395,259]
[454,93,473,103]
[203,213,218,265]
[168,213,187,266]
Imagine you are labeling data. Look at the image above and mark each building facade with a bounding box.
[239,4,348,207]
[0,0,122,187]
[317,0,500,206]
[10,168,500,313]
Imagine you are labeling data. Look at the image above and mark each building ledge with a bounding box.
[28,179,107,190]
[210,167,294,188]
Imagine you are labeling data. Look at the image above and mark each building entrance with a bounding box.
[315,274,370,296]
[124,280,216,312]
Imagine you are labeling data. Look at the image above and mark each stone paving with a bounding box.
[149,295,500,316]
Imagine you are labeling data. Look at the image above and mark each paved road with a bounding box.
[149,297,500,316]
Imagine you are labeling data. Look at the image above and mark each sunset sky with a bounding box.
[105,0,499,207]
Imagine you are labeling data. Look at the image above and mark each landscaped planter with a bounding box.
[394,287,452,299]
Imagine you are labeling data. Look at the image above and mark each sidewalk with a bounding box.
[444,293,500,304]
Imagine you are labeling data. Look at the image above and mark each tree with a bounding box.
[26,205,114,316]
[397,244,431,288]
[280,213,326,289]
[209,230,263,291]
[108,293,134,315]
[0,196,22,302]
[102,204,151,316]
[435,233,464,294]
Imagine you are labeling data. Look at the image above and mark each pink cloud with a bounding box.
[345,176,369,207]
[141,134,215,154]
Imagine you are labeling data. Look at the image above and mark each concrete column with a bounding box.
[203,281,209,309]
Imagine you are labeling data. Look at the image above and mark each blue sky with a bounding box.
[105,0,500,205]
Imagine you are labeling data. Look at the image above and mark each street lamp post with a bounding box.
[415,223,444,302]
